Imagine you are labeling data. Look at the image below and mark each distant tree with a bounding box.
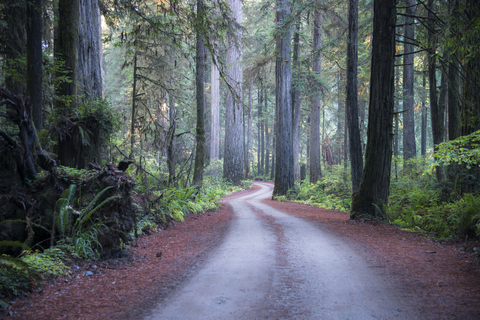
[351,0,396,218]
[309,8,322,184]
[346,0,363,192]
[246,79,253,178]
[292,22,301,181]
[210,56,220,161]
[273,0,293,196]
[421,71,427,156]
[428,0,444,181]
[223,0,244,184]
[402,0,416,163]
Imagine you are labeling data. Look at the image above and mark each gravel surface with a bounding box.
[145,182,420,320]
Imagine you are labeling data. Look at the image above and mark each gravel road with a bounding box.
[145,182,420,320]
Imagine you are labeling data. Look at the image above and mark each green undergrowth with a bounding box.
[387,156,480,240]
[279,165,352,212]
[278,150,480,242]
[133,176,252,236]
[0,246,71,299]
[387,189,480,239]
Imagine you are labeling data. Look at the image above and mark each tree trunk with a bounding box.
[265,117,270,178]
[351,0,396,218]
[78,0,103,100]
[260,87,265,175]
[257,85,263,176]
[223,0,244,184]
[394,72,400,180]
[292,22,301,181]
[309,9,322,184]
[157,94,168,160]
[2,1,27,95]
[337,72,344,165]
[271,121,276,180]
[264,87,270,176]
[130,53,138,158]
[421,71,427,156]
[448,61,460,140]
[27,0,43,132]
[402,0,416,162]
[193,0,206,187]
[56,0,80,167]
[167,90,176,186]
[346,0,363,192]
[460,0,480,136]
[246,79,253,178]
[273,0,293,196]
[439,64,447,141]
[428,0,444,181]
[55,0,79,104]
[210,55,220,160]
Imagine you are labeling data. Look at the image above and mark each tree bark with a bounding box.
[2,1,27,95]
[77,0,103,100]
[292,22,301,181]
[346,0,363,192]
[55,0,80,167]
[27,0,43,132]
[428,0,444,181]
[447,60,460,140]
[223,0,244,184]
[421,71,427,156]
[337,72,344,164]
[309,9,322,184]
[246,79,253,178]
[55,0,79,103]
[167,90,176,186]
[273,0,293,196]
[193,0,206,187]
[257,86,262,176]
[260,86,265,175]
[130,52,138,158]
[271,121,276,180]
[402,0,416,162]
[210,55,220,160]
[264,87,270,176]
[351,0,396,218]
[460,0,480,136]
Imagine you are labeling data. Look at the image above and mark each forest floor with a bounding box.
[4,182,480,319]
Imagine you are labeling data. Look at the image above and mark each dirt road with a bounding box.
[144,182,419,320]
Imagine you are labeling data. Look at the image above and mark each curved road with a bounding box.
[145,182,419,319]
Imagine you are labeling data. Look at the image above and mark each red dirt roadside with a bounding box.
[5,184,480,319]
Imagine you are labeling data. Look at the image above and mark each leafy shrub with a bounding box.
[289,165,352,212]
[21,248,70,278]
[54,184,118,259]
[0,256,36,297]
[0,242,40,297]
[387,187,480,239]
[133,175,247,236]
